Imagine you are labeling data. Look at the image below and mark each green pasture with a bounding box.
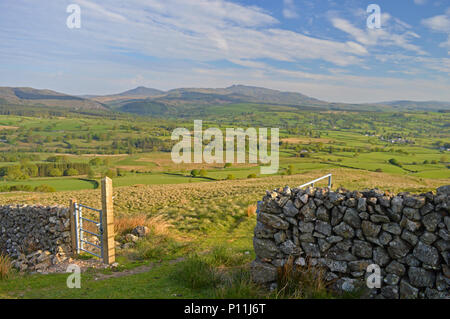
[110,173,212,187]
[0,177,97,191]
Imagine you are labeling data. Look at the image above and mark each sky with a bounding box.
[0,0,449,103]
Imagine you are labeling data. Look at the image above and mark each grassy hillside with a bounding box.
[0,168,447,299]
[0,87,107,110]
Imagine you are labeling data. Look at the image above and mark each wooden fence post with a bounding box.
[101,177,115,264]
[69,199,78,257]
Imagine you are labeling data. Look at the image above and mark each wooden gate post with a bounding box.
[101,177,115,264]
[69,199,78,257]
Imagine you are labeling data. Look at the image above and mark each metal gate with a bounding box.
[74,203,104,259]
[298,173,332,189]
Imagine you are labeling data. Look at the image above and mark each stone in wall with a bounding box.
[251,185,450,299]
[0,205,73,272]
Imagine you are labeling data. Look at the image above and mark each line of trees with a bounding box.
[0,184,55,193]
[0,153,41,162]
[0,162,90,180]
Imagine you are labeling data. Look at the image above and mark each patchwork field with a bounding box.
[0,109,448,196]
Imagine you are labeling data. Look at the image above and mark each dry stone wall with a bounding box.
[251,185,450,299]
[0,205,72,272]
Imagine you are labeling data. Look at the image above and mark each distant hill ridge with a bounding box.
[1,85,449,114]
[0,87,107,110]
[375,100,450,110]
[108,85,450,115]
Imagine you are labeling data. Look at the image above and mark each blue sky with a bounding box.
[0,0,449,103]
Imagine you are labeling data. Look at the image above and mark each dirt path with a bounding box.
[39,256,186,281]
[92,257,186,281]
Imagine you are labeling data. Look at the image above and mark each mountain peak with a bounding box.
[117,87,165,97]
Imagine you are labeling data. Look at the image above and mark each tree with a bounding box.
[48,168,62,177]
[87,168,95,179]
[6,166,28,181]
[34,184,56,193]
[199,169,207,177]
[191,169,200,177]
[224,163,232,168]
[64,168,79,176]
[388,158,402,167]
[21,163,38,177]
[47,155,68,163]
[89,158,103,166]
[104,168,117,178]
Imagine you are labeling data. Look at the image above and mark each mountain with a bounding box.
[88,86,165,105]
[374,100,450,111]
[111,85,450,116]
[2,85,449,116]
[159,85,326,106]
[0,87,107,110]
[222,85,325,105]
[116,86,165,97]
[109,84,329,114]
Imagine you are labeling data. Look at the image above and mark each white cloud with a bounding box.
[283,0,299,19]
[55,0,369,67]
[228,59,268,69]
[1,0,449,102]
[414,0,427,5]
[330,15,425,55]
[415,56,450,73]
[134,0,279,28]
[422,12,450,32]
[0,0,425,72]
[422,9,450,52]
[374,53,450,74]
[345,41,368,55]
[75,0,128,22]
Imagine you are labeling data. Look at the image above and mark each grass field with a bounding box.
[0,177,98,191]
[0,168,447,298]
[0,108,448,299]
[0,110,448,194]
[111,173,212,187]
[0,145,447,192]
